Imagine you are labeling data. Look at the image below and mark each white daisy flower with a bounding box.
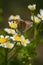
[10,33,21,42]
[8,21,17,29]
[8,15,21,20]
[3,42,14,49]
[37,9,43,20]
[0,35,9,44]
[14,15,21,20]
[28,4,36,11]
[21,35,30,46]
[31,16,41,24]
[4,28,16,34]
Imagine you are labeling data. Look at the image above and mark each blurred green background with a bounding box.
[0,0,43,65]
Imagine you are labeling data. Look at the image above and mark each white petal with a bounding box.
[3,45,6,48]
[10,37,13,40]
[16,15,21,20]
[40,9,43,16]
[26,39,30,44]
[4,28,8,31]
[37,14,41,17]
[33,4,36,8]
[10,44,14,48]
[0,35,4,38]
[8,15,14,20]
[5,36,9,38]
[8,22,11,24]
[31,16,33,20]
[21,35,25,39]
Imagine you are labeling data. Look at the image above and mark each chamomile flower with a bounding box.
[0,35,9,44]
[3,42,14,49]
[8,21,17,29]
[8,15,21,20]
[4,28,16,34]
[14,15,21,20]
[21,35,30,46]
[28,4,36,11]
[31,16,41,24]
[10,34,21,42]
[37,9,43,20]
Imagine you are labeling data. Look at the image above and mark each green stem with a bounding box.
[5,48,8,65]
[34,25,37,41]
[32,12,37,41]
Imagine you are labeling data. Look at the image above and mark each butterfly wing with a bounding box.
[18,20,33,32]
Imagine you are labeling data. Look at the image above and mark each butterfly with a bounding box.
[9,19,33,32]
[17,19,33,32]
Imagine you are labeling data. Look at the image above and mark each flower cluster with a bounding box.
[28,4,43,24]
[0,15,30,49]
[0,4,43,65]
[0,35,14,49]
[0,4,43,49]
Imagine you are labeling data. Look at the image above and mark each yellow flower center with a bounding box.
[14,35,21,41]
[9,22,17,28]
[21,39,26,44]
[14,16,17,19]
[0,38,7,43]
